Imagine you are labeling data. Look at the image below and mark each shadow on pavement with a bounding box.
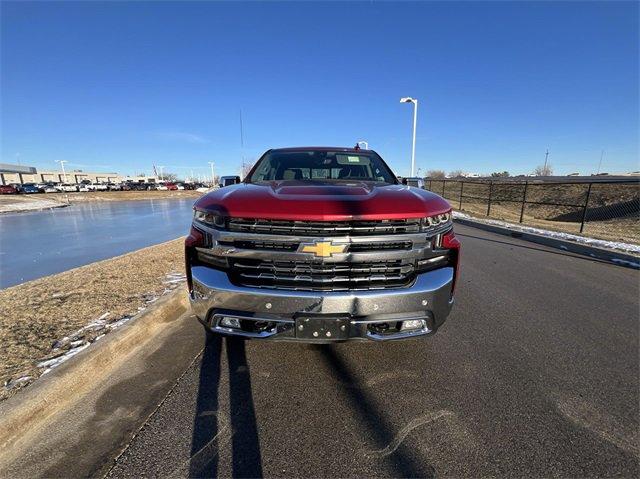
[189,336,263,478]
[456,232,614,265]
[317,345,436,478]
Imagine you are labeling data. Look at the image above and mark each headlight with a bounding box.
[422,212,451,229]
[193,210,226,228]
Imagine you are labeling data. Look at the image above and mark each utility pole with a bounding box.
[596,150,604,175]
[56,160,68,183]
[208,162,216,186]
[400,97,419,176]
[239,108,245,179]
[158,165,165,181]
[543,149,550,175]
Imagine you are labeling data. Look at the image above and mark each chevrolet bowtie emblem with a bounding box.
[301,241,347,258]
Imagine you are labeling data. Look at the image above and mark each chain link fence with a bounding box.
[425,179,640,245]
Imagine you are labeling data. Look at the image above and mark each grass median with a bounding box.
[0,238,187,400]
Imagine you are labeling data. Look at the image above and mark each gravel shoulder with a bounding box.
[0,238,186,400]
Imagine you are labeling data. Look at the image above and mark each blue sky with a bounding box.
[2,1,638,178]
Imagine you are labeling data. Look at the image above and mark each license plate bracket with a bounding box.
[295,317,350,340]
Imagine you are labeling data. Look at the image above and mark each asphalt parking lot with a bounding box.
[99,223,638,478]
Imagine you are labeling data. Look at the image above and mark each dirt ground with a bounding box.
[0,238,186,400]
[0,190,203,214]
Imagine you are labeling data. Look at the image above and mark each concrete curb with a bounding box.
[0,287,190,456]
[455,217,640,269]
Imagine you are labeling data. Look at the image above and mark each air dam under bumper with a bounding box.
[190,266,455,341]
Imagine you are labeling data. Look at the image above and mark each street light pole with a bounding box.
[158,165,165,181]
[400,97,419,176]
[208,161,216,186]
[55,160,68,183]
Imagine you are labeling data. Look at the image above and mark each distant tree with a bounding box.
[162,172,180,182]
[241,160,255,179]
[426,170,446,179]
[533,164,553,176]
[449,170,465,178]
[490,171,511,178]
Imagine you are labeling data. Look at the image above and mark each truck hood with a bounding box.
[194,180,451,221]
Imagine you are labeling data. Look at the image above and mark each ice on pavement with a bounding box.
[453,211,640,255]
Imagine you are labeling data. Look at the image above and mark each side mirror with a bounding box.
[233,176,241,184]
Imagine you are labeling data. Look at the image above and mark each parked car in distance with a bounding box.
[83,182,108,191]
[42,183,59,193]
[157,182,178,191]
[404,177,425,188]
[20,183,42,194]
[174,182,186,190]
[0,184,19,194]
[219,175,241,187]
[106,182,122,191]
[56,183,79,192]
[145,182,158,191]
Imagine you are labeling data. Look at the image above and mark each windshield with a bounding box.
[248,150,398,184]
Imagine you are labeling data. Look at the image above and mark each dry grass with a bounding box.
[431,180,640,245]
[0,238,186,400]
[59,190,203,203]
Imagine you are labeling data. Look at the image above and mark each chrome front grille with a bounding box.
[229,259,415,291]
[227,218,421,236]
[218,239,413,253]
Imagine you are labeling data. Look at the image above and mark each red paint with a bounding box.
[442,230,461,292]
[185,226,206,292]
[194,181,451,221]
[0,185,18,194]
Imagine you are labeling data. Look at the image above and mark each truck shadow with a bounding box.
[189,335,263,478]
[316,345,436,478]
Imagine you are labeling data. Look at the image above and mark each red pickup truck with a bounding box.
[185,146,459,341]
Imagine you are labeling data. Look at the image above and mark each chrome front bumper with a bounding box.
[190,266,455,341]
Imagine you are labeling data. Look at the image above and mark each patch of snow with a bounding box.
[37,341,91,371]
[452,211,640,255]
[3,282,184,398]
[3,376,33,390]
[611,258,640,268]
[0,199,66,214]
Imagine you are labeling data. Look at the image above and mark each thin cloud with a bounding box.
[155,131,210,144]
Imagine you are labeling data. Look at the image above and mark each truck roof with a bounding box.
[270,146,372,153]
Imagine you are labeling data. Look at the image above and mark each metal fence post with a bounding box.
[486,181,493,216]
[459,181,464,209]
[580,182,593,233]
[428,180,432,191]
[519,181,528,223]
[442,180,446,197]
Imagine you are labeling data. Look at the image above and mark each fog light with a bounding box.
[220,317,241,329]
[401,319,425,331]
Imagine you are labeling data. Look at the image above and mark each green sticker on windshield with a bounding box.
[347,156,360,163]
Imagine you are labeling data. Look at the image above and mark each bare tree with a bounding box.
[426,170,446,179]
[533,164,553,176]
[162,172,180,182]
[449,170,465,178]
[490,171,510,178]
[241,160,255,179]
